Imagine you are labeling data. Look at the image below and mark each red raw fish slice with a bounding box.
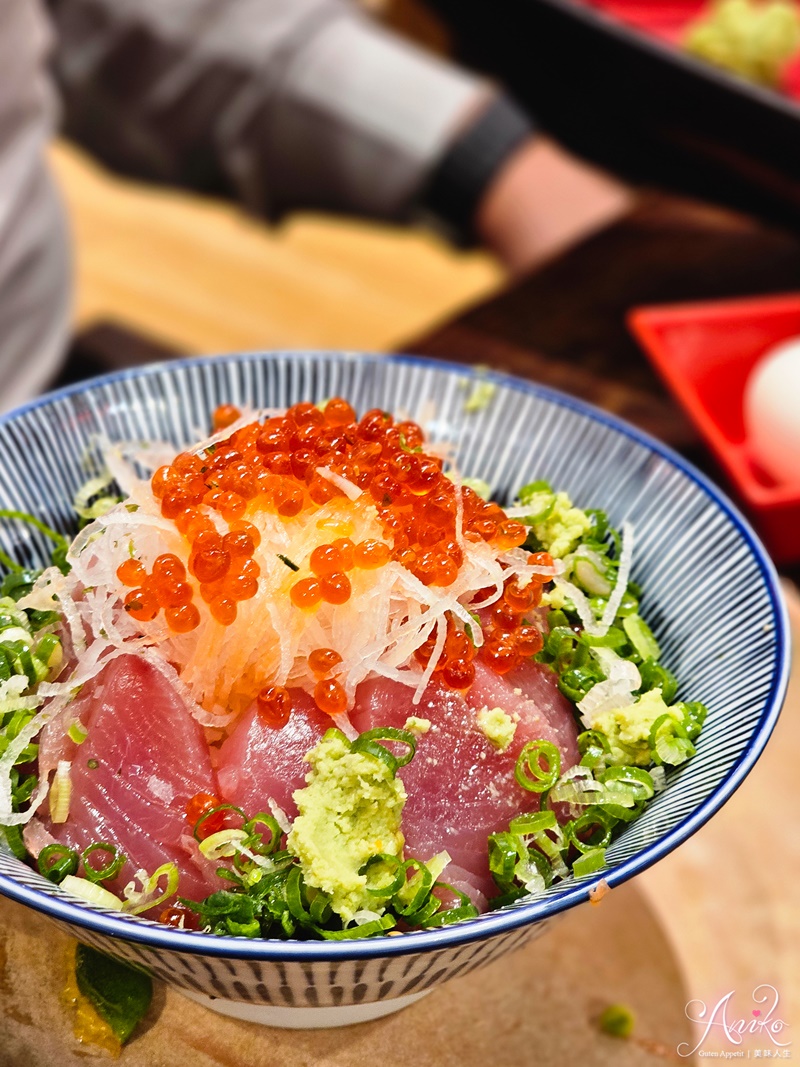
[45,655,221,900]
[216,662,579,907]
[217,688,331,820]
[350,661,580,903]
[466,659,581,770]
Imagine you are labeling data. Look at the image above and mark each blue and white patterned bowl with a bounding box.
[0,352,789,1028]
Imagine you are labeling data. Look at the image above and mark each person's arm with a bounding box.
[419,94,632,272]
[47,0,494,223]
[474,136,633,274]
[48,0,631,267]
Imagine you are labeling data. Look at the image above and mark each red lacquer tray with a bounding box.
[629,294,800,564]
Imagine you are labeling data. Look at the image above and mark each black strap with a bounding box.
[421,93,535,239]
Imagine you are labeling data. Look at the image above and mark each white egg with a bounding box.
[744,337,800,486]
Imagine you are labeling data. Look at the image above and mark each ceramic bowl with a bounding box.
[0,352,789,1029]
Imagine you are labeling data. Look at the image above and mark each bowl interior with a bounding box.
[0,352,788,957]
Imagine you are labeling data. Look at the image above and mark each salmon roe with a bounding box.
[159,904,199,930]
[212,404,242,431]
[116,559,146,587]
[128,398,550,696]
[257,685,292,729]
[314,678,348,717]
[308,648,343,675]
[185,792,226,837]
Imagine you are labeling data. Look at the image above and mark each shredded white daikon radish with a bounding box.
[597,522,634,635]
[577,651,641,728]
[552,521,634,641]
[315,466,362,500]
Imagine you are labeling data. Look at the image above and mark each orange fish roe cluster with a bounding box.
[129,399,546,719]
[185,792,227,838]
[479,557,551,674]
[415,616,478,691]
[118,553,201,633]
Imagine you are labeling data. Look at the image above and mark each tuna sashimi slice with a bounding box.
[217,689,331,820]
[216,662,580,909]
[350,662,580,903]
[466,659,581,770]
[44,654,222,901]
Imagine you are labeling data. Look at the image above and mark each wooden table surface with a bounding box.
[2,194,799,1065]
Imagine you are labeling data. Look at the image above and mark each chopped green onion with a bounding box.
[679,700,708,742]
[580,626,628,649]
[558,665,602,703]
[622,615,660,662]
[515,740,561,793]
[572,848,607,877]
[359,854,405,898]
[285,866,313,923]
[34,633,62,673]
[61,874,124,911]
[1,824,25,859]
[573,556,612,597]
[38,843,80,884]
[317,915,396,940]
[192,803,244,842]
[123,862,179,915]
[82,843,127,884]
[565,807,617,852]
[639,658,678,702]
[199,829,248,861]
[67,721,88,745]
[48,761,72,823]
[578,730,612,770]
[394,859,433,916]
[276,554,299,572]
[597,766,655,802]
[348,737,398,776]
[529,823,568,877]
[488,832,527,885]
[351,728,416,772]
[509,810,557,836]
[309,887,332,925]
[598,1003,635,1038]
[242,812,282,855]
[420,884,479,927]
[649,714,695,766]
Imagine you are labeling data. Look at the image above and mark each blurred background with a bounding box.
[53,2,504,371]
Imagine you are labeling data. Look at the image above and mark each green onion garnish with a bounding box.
[359,854,406,898]
[81,842,126,884]
[649,714,696,766]
[509,810,557,836]
[38,843,80,884]
[598,1003,635,1038]
[242,812,282,855]
[351,728,416,772]
[622,614,660,662]
[192,803,244,843]
[515,740,561,793]
[572,848,607,877]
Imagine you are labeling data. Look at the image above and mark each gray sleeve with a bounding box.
[47,0,492,222]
